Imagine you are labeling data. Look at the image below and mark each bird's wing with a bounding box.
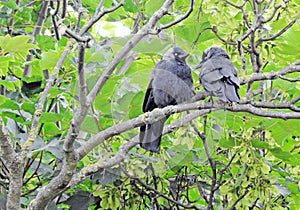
[218,59,240,87]
[200,59,224,83]
[142,79,156,112]
[142,60,168,112]
[217,59,240,102]
[200,60,224,96]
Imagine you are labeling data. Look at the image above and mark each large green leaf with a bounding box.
[0,35,37,54]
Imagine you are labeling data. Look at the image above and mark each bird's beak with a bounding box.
[180,52,189,60]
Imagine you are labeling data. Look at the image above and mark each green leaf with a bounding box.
[260,162,270,174]
[48,87,64,99]
[134,38,170,54]
[175,22,211,43]
[219,137,238,149]
[0,80,15,91]
[167,145,194,169]
[40,112,63,124]
[0,95,8,106]
[124,0,138,12]
[251,138,271,149]
[21,101,35,115]
[0,98,19,110]
[0,0,18,9]
[81,115,99,134]
[145,0,165,15]
[270,148,292,161]
[0,55,14,76]
[40,51,62,70]
[0,35,37,54]
[35,35,56,51]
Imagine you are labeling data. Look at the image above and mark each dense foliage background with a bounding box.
[0,0,299,209]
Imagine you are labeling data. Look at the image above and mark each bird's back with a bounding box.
[200,53,240,102]
[152,59,194,107]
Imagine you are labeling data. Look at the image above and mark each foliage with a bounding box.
[0,0,299,209]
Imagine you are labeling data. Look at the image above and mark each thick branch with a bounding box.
[0,118,23,210]
[240,60,300,85]
[78,43,87,109]
[77,98,300,161]
[57,96,300,192]
[22,40,75,155]
[30,1,177,208]
[0,118,15,160]
[69,110,211,188]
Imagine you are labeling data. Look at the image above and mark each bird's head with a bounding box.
[196,46,229,69]
[202,46,229,61]
[163,47,189,62]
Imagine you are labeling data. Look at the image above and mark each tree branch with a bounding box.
[69,110,211,189]
[262,2,281,24]
[278,75,300,82]
[78,43,87,108]
[240,60,300,85]
[123,170,200,209]
[223,0,250,28]
[190,116,216,209]
[0,118,15,161]
[256,15,299,45]
[0,118,23,210]
[23,1,49,77]
[27,41,76,209]
[77,96,300,161]
[158,0,195,31]
[79,0,125,35]
[229,186,251,210]
[30,1,178,208]
[22,40,75,155]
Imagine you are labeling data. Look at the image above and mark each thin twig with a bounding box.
[257,16,298,44]
[51,15,60,40]
[278,75,300,82]
[190,116,216,209]
[75,0,83,32]
[61,0,67,19]
[229,186,251,210]
[122,169,200,209]
[79,0,125,35]
[262,3,281,23]
[23,1,49,77]
[158,0,195,31]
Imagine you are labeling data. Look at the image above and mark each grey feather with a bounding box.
[198,47,240,102]
[140,47,194,152]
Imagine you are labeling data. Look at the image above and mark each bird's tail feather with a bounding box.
[224,82,240,102]
[139,118,166,153]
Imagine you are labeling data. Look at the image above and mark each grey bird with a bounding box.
[139,47,195,152]
[197,46,240,102]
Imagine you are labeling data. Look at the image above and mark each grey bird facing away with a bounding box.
[197,46,240,102]
[139,47,195,152]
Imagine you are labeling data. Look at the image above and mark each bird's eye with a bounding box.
[174,52,178,57]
